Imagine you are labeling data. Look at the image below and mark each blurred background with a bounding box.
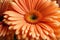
[52,0,60,7]
[57,0,60,6]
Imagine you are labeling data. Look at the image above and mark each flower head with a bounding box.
[4,0,60,40]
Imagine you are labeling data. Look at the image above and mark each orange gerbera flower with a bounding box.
[4,0,60,40]
[0,0,14,39]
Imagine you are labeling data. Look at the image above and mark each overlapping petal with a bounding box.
[0,0,14,40]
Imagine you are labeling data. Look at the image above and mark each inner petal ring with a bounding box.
[24,10,43,24]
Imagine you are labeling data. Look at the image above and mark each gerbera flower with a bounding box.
[4,0,60,40]
[0,0,14,40]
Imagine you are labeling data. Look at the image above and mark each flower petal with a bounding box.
[18,0,29,12]
[36,24,51,40]
[4,11,24,17]
[10,2,26,15]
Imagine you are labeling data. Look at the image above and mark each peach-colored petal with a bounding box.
[24,24,31,38]
[41,1,59,16]
[22,24,28,38]
[35,0,41,9]
[11,2,26,14]
[14,0,29,13]
[43,29,49,35]
[30,25,36,38]
[37,0,48,10]
[38,23,54,33]
[32,0,39,9]
[18,0,29,12]
[8,16,24,21]
[39,0,51,11]
[4,11,24,17]
[43,18,60,29]
[14,22,25,30]
[27,0,33,10]
[36,24,51,40]
[34,25,40,38]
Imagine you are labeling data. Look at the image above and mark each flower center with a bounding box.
[30,14,37,20]
[24,10,42,24]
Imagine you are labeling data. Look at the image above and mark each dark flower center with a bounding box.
[30,15,37,20]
